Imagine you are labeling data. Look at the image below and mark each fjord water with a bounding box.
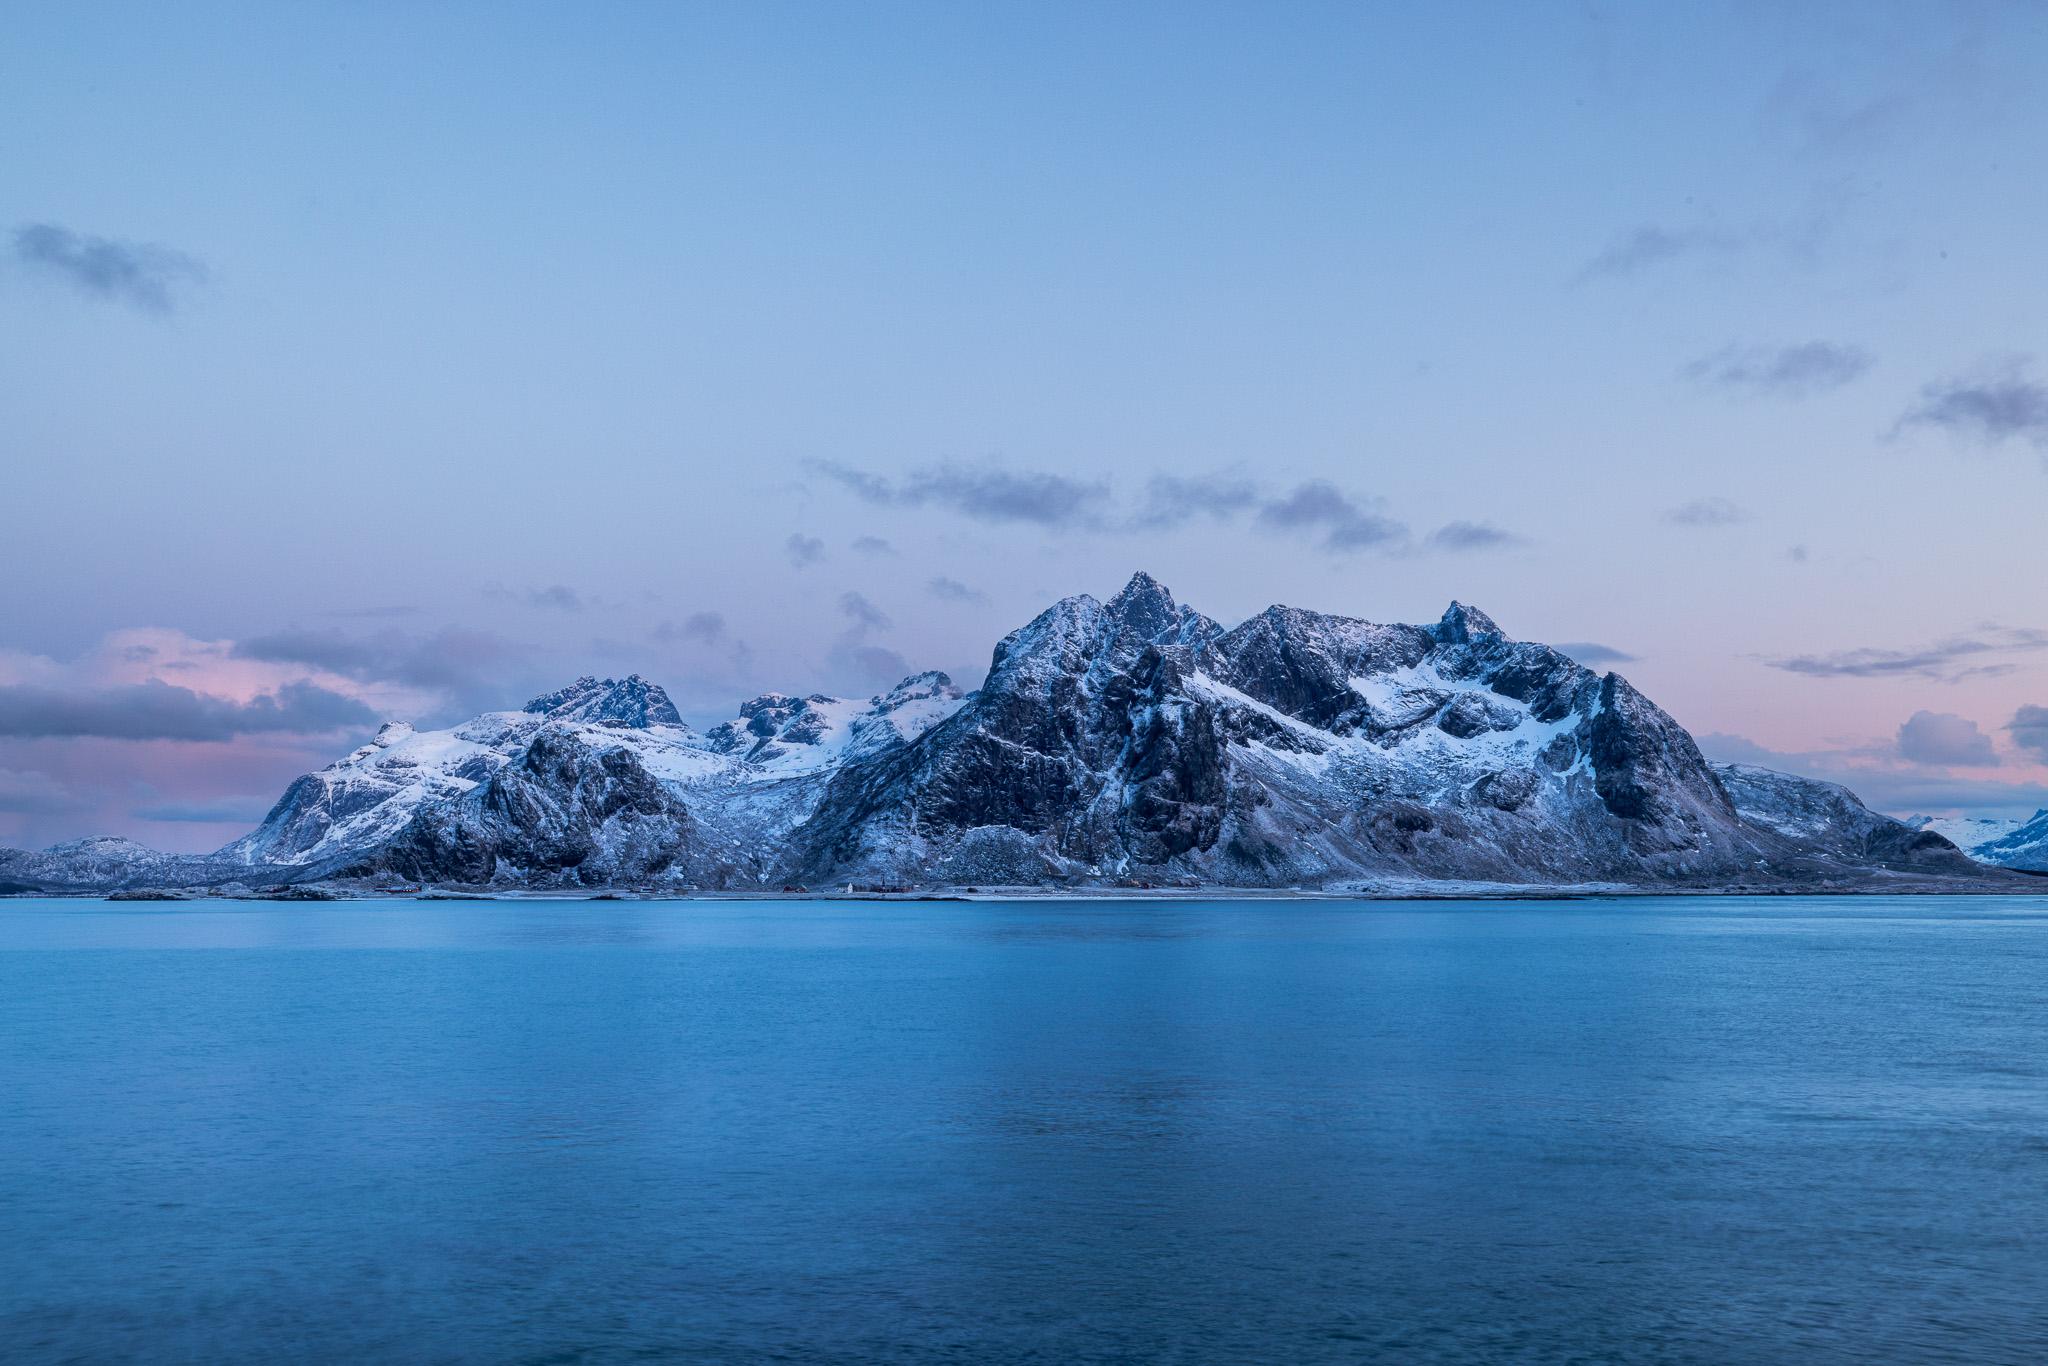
[3,898,2046,1364]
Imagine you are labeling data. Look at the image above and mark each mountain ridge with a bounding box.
[1,574,2029,895]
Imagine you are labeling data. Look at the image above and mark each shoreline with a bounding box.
[8,877,2046,905]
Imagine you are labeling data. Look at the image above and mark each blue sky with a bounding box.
[5,1,2048,849]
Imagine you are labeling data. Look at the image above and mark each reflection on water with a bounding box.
[2,895,2047,1363]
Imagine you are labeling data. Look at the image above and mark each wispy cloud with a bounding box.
[1662,497,1750,528]
[1766,627,2048,681]
[0,680,375,742]
[1576,224,1743,281]
[1425,520,1525,552]
[785,533,826,568]
[927,576,988,604]
[484,583,584,612]
[1765,74,1916,157]
[12,222,206,314]
[317,605,423,620]
[850,535,896,557]
[1256,481,1407,552]
[1895,360,2048,450]
[1134,473,1261,529]
[825,592,909,689]
[837,591,891,632]
[811,460,1109,529]
[1683,341,1873,397]
[810,461,1462,556]
[1895,710,1998,766]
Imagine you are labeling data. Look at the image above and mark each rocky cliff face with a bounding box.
[3,574,2017,894]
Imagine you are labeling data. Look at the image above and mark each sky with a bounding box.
[5,0,2048,851]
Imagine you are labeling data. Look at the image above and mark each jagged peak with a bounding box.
[1435,601,1504,644]
[878,670,959,704]
[523,673,683,728]
[1109,570,1171,605]
[372,721,414,748]
[1106,569,1179,627]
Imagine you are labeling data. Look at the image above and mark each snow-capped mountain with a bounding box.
[0,837,211,894]
[210,671,966,885]
[1906,811,2048,872]
[782,575,1982,889]
[0,575,2024,894]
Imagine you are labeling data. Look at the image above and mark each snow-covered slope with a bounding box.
[2,576,2025,893]
[1908,811,2048,872]
[0,837,239,893]
[221,678,711,866]
[297,672,967,886]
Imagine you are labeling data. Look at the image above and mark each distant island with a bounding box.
[4,574,2041,897]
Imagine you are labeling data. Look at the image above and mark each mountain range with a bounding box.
[3,573,2036,895]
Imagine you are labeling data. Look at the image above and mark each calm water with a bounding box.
[3,896,2047,1364]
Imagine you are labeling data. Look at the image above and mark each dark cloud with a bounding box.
[1256,481,1407,553]
[1787,544,1810,564]
[785,533,826,568]
[1683,341,1873,397]
[811,460,1109,529]
[1555,642,1637,667]
[850,535,896,557]
[1134,474,1261,529]
[2009,705,2048,761]
[232,626,528,714]
[838,592,891,633]
[1576,224,1742,281]
[0,680,376,742]
[1895,362,2048,449]
[1766,628,2048,681]
[1425,520,1526,552]
[1662,497,1750,528]
[1895,711,1998,767]
[12,222,206,314]
[927,576,988,604]
[655,612,727,645]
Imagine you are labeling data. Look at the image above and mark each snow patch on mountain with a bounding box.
[1908,810,2048,871]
